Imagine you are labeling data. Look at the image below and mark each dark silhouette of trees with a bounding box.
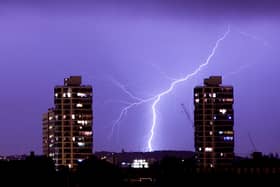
[76,155,122,186]
[1,152,280,186]
[0,154,56,187]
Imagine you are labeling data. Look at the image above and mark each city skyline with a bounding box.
[0,1,280,155]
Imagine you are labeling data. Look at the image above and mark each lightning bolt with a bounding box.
[236,29,270,47]
[151,63,178,81]
[110,26,230,151]
[110,79,144,101]
[224,64,252,78]
[108,79,157,141]
[147,26,230,151]
[222,27,270,79]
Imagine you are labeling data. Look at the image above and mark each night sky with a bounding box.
[0,0,280,156]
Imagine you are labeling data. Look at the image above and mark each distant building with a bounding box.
[194,76,234,168]
[43,76,93,169]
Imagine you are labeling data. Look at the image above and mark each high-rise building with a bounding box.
[43,76,93,169]
[194,76,234,168]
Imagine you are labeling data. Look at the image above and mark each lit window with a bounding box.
[77,120,88,125]
[49,126,53,130]
[77,120,83,124]
[220,152,224,157]
[68,164,72,168]
[121,162,126,166]
[195,93,198,97]
[224,136,234,141]
[225,98,233,102]
[63,93,66,97]
[49,135,54,138]
[77,159,83,162]
[205,147,213,152]
[198,147,202,151]
[72,137,75,141]
[55,93,58,97]
[67,92,71,98]
[209,121,213,125]
[76,103,83,107]
[79,126,83,129]
[209,93,212,97]
[72,114,75,119]
[195,99,199,103]
[219,109,227,114]
[83,131,92,136]
[77,92,87,97]
[228,115,232,120]
[213,116,217,120]
[78,142,85,147]
[55,115,58,119]
[204,99,207,102]
[210,164,214,168]
[203,93,206,97]
[49,116,53,120]
[213,93,216,98]
[224,131,233,135]
[49,144,53,147]
[209,131,213,135]
[63,115,66,119]
[218,131,223,135]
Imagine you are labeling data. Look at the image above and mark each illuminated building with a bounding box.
[43,76,93,169]
[131,159,149,168]
[194,76,234,168]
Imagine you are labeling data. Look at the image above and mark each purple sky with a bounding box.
[0,0,280,156]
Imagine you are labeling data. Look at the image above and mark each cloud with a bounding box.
[2,0,280,17]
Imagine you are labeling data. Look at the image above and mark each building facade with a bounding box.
[43,76,93,169]
[42,108,55,159]
[194,76,234,168]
